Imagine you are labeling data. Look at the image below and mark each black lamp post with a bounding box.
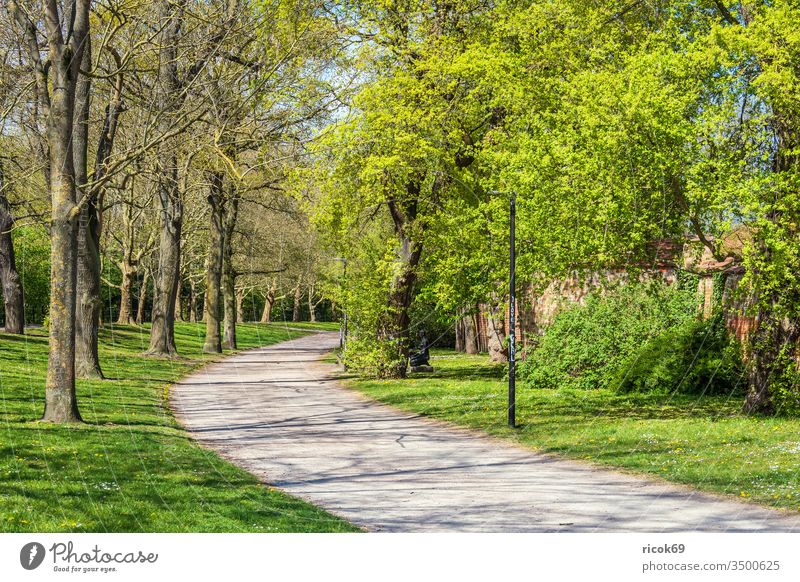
[489,190,518,428]
[508,191,516,428]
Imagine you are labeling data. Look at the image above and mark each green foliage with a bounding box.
[299,0,798,409]
[13,225,50,325]
[764,349,800,417]
[520,281,701,391]
[337,227,408,377]
[613,314,745,396]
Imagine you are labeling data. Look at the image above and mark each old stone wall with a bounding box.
[454,242,754,354]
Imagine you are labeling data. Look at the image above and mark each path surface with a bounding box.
[172,333,800,532]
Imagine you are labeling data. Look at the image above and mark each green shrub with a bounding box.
[14,225,50,325]
[520,279,701,391]
[612,313,745,395]
[764,349,800,416]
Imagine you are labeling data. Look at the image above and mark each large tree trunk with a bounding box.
[743,310,800,415]
[147,178,182,356]
[742,116,800,413]
[222,192,239,350]
[202,173,224,354]
[75,203,103,378]
[384,245,421,378]
[74,37,104,379]
[135,268,149,325]
[147,1,182,357]
[381,190,424,379]
[41,0,91,422]
[0,168,25,335]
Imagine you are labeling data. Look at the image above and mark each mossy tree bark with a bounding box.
[147,0,182,357]
[147,164,182,356]
[0,165,25,335]
[383,186,424,379]
[74,37,104,379]
[222,190,239,350]
[203,172,224,354]
[20,0,93,422]
[743,312,800,415]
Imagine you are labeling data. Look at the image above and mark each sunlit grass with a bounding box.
[264,321,341,332]
[0,322,358,532]
[347,349,800,512]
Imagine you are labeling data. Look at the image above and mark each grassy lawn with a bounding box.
[346,349,800,513]
[0,322,358,533]
[264,321,341,332]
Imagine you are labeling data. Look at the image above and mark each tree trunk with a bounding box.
[743,311,800,415]
[74,37,104,379]
[39,0,90,422]
[117,260,136,325]
[147,183,182,356]
[260,289,274,323]
[188,278,197,323]
[174,273,184,322]
[203,172,224,354]
[188,279,197,322]
[135,268,149,325]
[456,310,479,354]
[0,168,25,335]
[75,202,104,378]
[308,287,317,323]
[236,288,245,323]
[46,197,81,422]
[382,190,424,379]
[486,298,508,363]
[384,247,421,378]
[222,192,238,350]
[292,279,302,322]
[147,2,182,357]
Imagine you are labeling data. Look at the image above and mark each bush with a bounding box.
[338,229,409,377]
[763,349,800,416]
[519,278,738,392]
[14,225,50,325]
[612,313,745,395]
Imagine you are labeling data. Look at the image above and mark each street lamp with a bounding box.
[490,190,517,428]
[333,257,347,352]
[508,191,517,429]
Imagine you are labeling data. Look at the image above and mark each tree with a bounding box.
[202,171,224,353]
[7,0,92,421]
[146,0,186,357]
[0,161,24,334]
[303,0,515,377]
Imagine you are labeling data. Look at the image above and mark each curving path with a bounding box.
[171,332,800,532]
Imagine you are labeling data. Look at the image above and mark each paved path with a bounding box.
[171,333,800,532]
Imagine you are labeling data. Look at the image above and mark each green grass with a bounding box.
[264,321,341,332]
[346,349,800,512]
[0,321,358,532]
